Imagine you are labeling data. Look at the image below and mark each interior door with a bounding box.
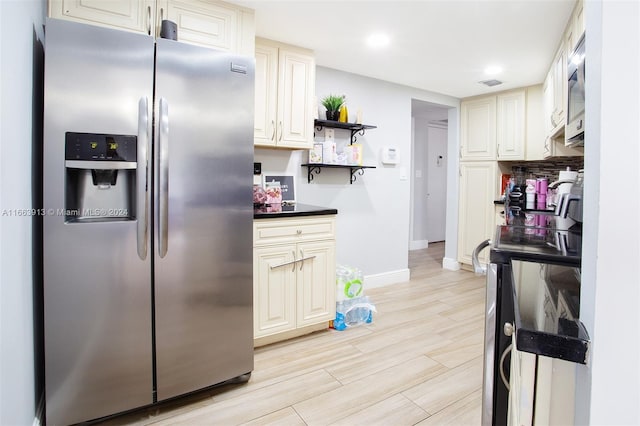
[153,39,255,401]
[425,124,448,242]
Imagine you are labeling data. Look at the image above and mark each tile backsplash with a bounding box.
[500,158,584,180]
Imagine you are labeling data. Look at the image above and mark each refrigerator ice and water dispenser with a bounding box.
[64,132,137,222]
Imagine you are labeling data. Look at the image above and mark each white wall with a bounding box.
[0,0,45,424]
[255,66,458,285]
[576,1,640,424]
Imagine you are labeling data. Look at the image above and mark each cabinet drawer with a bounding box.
[254,216,336,246]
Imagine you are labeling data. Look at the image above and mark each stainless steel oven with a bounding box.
[474,214,583,426]
[566,34,585,145]
[473,239,513,426]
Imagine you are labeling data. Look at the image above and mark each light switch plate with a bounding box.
[325,128,335,141]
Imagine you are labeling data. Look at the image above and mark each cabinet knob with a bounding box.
[296,229,302,235]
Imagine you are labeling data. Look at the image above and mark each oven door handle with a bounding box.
[472,239,492,275]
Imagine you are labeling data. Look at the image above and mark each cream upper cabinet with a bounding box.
[48,0,255,55]
[525,85,545,161]
[460,96,497,160]
[497,91,526,160]
[551,41,567,133]
[457,161,498,266]
[253,216,336,344]
[461,90,527,161]
[254,38,316,149]
[573,0,585,45]
[48,0,153,33]
[543,48,583,158]
[542,71,553,128]
[163,0,255,54]
[567,0,584,54]
[254,43,279,146]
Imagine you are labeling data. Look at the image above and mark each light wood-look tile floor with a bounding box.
[104,243,486,425]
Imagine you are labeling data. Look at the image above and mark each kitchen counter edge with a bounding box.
[254,204,338,219]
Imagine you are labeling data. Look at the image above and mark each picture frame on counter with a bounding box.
[262,174,296,203]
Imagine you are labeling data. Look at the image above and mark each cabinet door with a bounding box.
[534,357,576,425]
[507,339,537,426]
[460,97,496,160]
[543,72,554,158]
[458,161,498,265]
[48,0,152,34]
[164,0,238,50]
[276,48,315,149]
[497,90,525,160]
[253,245,296,338]
[254,43,279,147]
[573,1,584,46]
[551,42,566,129]
[296,240,336,327]
[525,85,545,161]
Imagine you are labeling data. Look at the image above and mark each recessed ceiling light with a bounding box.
[484,65,503,75]
[366,33,390,48]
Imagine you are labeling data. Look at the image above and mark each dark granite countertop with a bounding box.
[510,260,589,364]
[253,203,338,219]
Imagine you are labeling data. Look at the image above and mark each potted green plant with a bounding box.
[321,94,345,121]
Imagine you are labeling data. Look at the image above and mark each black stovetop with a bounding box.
[490,213,582,267]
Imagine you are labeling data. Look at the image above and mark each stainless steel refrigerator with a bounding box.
[42,18,254,425]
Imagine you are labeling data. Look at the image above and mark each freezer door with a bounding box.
[42,19,154,425]
[154,38,255,401]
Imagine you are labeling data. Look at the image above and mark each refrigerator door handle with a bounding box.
[158,97,169,258]
[137,97,150,260]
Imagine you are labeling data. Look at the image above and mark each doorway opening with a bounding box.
[410,99,450,253]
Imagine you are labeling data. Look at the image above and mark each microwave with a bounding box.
[566,34,585,145]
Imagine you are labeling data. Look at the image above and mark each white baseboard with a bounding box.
[364,268,411,289]
[409,240,429,250]
[442,257,460,271]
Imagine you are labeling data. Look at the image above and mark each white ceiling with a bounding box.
[235,0,575,99]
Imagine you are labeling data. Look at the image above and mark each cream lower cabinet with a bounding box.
[458,161,498,266]
[508,337,537,426]
[253,216,336,345]
[48,0,255,55]
[533,357,577,425]
[508,347,577,426]
[254,38,316,149]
